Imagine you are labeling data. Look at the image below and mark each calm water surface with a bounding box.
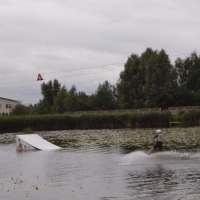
[0,143,200,200]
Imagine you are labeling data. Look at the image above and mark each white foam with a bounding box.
[119,151,149,165]
[145,150,200,162]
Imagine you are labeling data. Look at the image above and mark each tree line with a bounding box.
[12,48,200,115]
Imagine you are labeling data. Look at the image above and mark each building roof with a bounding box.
[0,97,18,103]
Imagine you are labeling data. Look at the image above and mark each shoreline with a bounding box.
[1,127,200,151]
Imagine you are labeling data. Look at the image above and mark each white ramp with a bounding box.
[16,134,61,150]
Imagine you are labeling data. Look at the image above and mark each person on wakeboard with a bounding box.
[147,129,163,155]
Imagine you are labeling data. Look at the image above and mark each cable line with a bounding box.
[0,62,124,81]
[61,89,135,129]
[0,69,121,85]
[1,50,199,82]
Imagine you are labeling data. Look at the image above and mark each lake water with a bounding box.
[0,143,200,200]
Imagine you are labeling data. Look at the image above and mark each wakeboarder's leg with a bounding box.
[147,147,154,155]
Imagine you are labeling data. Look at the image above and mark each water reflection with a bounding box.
[121,150,200,200]
[1,144,200,200]
[125,164,178,199]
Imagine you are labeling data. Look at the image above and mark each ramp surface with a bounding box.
[16,134,61,150]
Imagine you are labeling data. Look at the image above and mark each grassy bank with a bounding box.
[1,128,200,152]
[0,110,200,133]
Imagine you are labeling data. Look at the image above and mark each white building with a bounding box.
[0,97,18,116]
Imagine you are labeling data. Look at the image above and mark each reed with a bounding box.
[177,109,200,126]
[128,110,172,128]
[2,110,200,133]
[22,127,34,134]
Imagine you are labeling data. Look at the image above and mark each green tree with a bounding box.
[137,48,155,107]
[174,52,200,105]
[117,53,143,108]
[41,79,61,113]
[175,52,200,93]
[38,79,61,113]
[76,91,90,111]
[35,99,50,114]
[64,85,78,112]
[11,102,35,115]
[117,48,179,109]
[91,80,116,110]
[143,49,177,108]
[51,86,68,113]
[194,90,200,105]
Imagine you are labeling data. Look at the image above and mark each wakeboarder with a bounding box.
[147,129,163,155]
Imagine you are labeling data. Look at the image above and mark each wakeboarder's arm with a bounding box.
[152,134,158,139]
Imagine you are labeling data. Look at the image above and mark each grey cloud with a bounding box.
[0,0,200,104]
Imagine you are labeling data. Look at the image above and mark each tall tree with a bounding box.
[117,48,179,109]
[117,48,159,109]
[91,80,116,110]
[51,86,68,113]
[50,84,91,113]
[175,52,200,93]
[117,53,142,108]
[76,91,90,111]
[64,85,78,112]
[175,52,200,105]
[39,79,61,113]
[143,49,177,108]
[174,57,193,106]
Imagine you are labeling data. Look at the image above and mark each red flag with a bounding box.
[37,74,43,81]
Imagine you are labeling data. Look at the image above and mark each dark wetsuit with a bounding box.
[153,133,163,151]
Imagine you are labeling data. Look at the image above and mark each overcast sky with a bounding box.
[0,0,200,104]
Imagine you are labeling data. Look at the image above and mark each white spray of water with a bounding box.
[119,151,150,165]
[156,150,200,160]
